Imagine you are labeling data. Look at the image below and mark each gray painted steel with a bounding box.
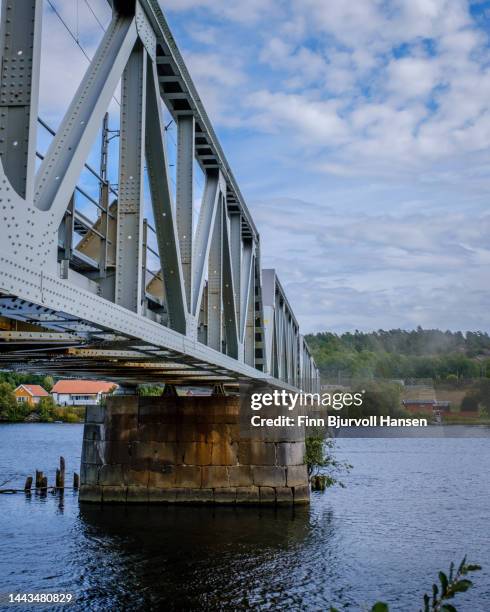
[0,0,320,393]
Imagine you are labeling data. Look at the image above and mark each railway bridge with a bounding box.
[0,0,320,504]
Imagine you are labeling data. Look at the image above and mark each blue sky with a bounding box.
[35,0,490,334]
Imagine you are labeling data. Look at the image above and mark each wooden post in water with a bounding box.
[73,473,79,489]
[59,456,65,489]
[40,476,48,493]
[35,470,43,489]
[24,476,32,491]
[55,469,61,489]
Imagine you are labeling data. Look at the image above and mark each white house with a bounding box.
[51,380,117,406]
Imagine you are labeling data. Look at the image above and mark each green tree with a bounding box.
[37,396,56,422]
[42,375,54,392]
[138,384,164,396]
[0,382,28,421]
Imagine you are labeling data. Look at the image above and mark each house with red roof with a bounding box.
[51,380,117,406]
[14,384,50,408]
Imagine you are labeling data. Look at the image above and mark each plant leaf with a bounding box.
[449,562,454,582]
[457,556,467,574]
[451,579,473,593]
[439,572,448,596]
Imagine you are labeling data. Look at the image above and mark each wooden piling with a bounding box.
[40,476,48,492]
[73,473,79,489]
[59,456,65,489]
[24,476,32,491]
[55,468,61,489]
[35,470,43,488]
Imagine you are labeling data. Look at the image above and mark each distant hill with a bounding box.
[305,328,490,381]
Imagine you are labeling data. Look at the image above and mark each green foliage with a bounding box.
[420,557,481,612]
[349,380,404,418]
[138,384,164,396]
[53,405,84,423]
[306,328,487,382]
[0,381,28,422]
[304,431,352,488]
[38,396,57,422]
[460,379,490,412]
[42,375,54,392]
[329,557,480,612]
[63,411,81,423]
[0,370,51,388]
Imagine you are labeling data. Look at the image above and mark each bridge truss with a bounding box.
[0,0,319,391]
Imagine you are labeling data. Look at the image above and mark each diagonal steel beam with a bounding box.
[239,241,253,343]
[244,255,256,367]
[191,170,222,318]
[145,58,187,333]
[34,11,138,225]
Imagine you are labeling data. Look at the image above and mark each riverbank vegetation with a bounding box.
[307,328,490,421]
[305,431,352,490]
[306,328,490,381]
[0,380,84,423]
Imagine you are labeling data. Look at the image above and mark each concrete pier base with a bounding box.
[79,395,310,505]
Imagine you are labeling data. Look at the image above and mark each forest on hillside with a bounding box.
[305,328,490,381]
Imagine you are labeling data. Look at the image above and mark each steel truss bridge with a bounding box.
[0,0,319,392]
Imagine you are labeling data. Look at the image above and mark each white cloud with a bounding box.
[160,0,276,24]
[246,90,349,144]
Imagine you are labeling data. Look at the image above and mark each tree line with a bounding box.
[306,327,490,381]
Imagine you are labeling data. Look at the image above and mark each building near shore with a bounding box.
[51,380,117,406]
[13,384,50,407]
[402,399,451,414]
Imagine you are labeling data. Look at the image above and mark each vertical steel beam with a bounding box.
[142,218,148,310]
[99,113,110,278]
[0,0,42,201]
[115,43,146,314]
[176,115,194,312]
[222,205,239,358]
[207,194,223,351]
[60,194,75,279]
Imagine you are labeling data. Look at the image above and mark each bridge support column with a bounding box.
[79,395,309,505]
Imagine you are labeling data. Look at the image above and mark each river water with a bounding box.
[0,423,489,611]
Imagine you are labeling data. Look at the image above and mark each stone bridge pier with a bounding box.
[79,395,310,505]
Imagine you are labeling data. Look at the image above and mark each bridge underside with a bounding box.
[0,300,255,387]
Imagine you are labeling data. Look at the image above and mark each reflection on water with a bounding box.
[78,505,316,610]
[0,424,489,611]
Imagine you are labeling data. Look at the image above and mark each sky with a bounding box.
[32,0,490,334]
